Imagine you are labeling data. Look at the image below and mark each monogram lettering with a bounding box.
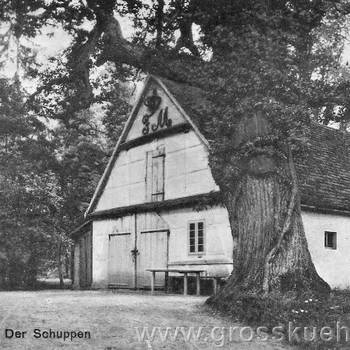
[151,107,172,132]
[142,114,151,135]
[142,89,172,135]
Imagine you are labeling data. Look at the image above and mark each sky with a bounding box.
[0,15,134,81]
[343,41,350,64]
[38,15,135,60]
[38,15,135,58]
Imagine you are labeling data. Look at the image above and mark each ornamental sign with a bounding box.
[142,88,172,135]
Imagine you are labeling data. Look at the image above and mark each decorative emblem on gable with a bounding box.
[144,88,161,112]
[142,88,172,135]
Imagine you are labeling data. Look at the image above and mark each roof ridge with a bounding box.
[310,120,350,136]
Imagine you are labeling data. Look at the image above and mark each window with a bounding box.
[189,221,205,254]
[324,231,337,250]
[146,146,165,202]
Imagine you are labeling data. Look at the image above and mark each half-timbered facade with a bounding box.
[72,75,350,290]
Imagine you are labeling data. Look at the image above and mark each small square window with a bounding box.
[324,231,337,250]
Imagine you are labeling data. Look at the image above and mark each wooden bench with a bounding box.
[200,275,226,295]
[147,268,205,296]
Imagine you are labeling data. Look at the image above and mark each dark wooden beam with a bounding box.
[87,192,222,220]
[119,123,191,151]
[301,204,350,217]
[76,196,350,235]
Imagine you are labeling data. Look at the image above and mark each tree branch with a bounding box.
[155,0,165,48]
[96,15,203,82]
[31,8,204,113]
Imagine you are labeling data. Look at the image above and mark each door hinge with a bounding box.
[131,248,139,262]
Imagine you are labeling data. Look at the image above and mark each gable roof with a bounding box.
[85,75,208,216]
[297,125,350,213]
[86,75,350,216]
[163,78,350,214]
[162,79,350,214]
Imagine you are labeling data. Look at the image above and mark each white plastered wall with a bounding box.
[302,211,350,289]
[160,205,233,277]
[95,130,219,211]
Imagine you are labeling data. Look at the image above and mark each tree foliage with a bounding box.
[0,0,350,294]
[0,1,132,288]
[0,78,59,287]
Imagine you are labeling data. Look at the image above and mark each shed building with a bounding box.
[72,75,350,290]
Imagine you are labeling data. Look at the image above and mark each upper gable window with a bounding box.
[146,146,165,202]
[324,231,337,250]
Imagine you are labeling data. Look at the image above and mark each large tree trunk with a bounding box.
[210,112,330,303]
[219,174,329,298]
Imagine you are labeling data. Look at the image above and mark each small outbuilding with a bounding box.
[72,75,350,290]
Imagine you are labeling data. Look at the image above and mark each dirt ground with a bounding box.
[0,290,293,350]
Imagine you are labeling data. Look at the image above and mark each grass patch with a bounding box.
[209,289,350,349]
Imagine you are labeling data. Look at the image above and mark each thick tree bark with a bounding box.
[219,173,329,298]
[210,112,330,302]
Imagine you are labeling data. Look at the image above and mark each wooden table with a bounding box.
[147,268,205,296]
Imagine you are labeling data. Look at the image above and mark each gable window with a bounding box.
[146,146,165,202]
[189,221,205,254]
[324,231,337,250]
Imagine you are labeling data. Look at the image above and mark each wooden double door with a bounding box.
[108,229,169,289]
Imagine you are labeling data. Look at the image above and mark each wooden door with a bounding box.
[137,230,168,288]
[79,230,92,288]
[108,233,134,288]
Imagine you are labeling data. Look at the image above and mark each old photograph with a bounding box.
[1,0,350,349]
